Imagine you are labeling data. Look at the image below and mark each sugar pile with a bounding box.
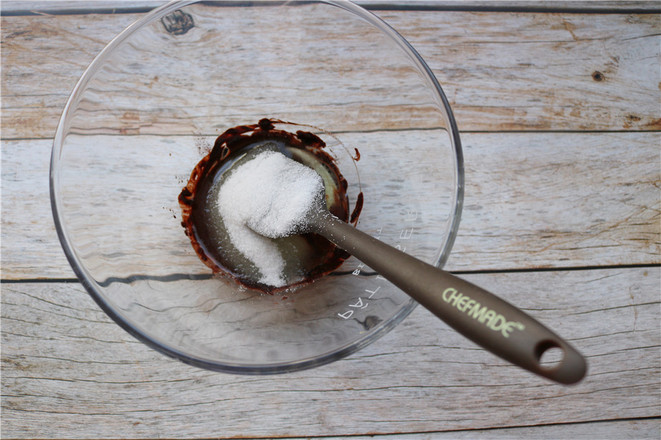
[217,150,324,287]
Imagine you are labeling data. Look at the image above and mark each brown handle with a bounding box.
[310,212,587,384]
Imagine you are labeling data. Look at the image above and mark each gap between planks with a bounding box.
[2,1,661,16]
[266,417,661,440]
[7,128,661,143]
[3,263,660,284]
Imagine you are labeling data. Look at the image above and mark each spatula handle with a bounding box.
[311,213,587,384]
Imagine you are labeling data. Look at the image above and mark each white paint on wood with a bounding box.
[1,267,659,438]
[2,9,659,139]
[2,131,658,279]
[2,5,659,438]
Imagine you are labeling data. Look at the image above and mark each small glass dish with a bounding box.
[51,0,463,373]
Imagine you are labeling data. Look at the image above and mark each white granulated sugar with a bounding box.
[217,150,324,287]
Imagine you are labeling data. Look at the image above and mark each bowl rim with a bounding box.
[50,0,464,374]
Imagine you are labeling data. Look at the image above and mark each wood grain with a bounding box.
[2,267,659,438]
[3,131,658,280]
[2,8,659,139]
[2,4,660,439]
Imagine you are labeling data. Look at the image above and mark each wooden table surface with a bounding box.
[2,1,660,438]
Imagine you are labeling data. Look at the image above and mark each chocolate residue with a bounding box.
[350,192,364,225]
[179,118,362,293]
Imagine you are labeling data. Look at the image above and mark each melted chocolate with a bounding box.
[179,119,362,293]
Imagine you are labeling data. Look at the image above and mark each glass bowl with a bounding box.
[51,0,463,373]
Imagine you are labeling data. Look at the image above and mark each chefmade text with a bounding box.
[442,288,525,338]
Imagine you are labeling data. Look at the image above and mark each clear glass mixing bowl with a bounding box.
[51,0,463,373]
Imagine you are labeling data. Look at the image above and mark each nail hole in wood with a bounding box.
[162,10,194,36]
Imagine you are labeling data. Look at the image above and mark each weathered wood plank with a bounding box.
[2,131,658,279]
[388,9,661,132]
[2,267,659,438]
[2,9,659,139]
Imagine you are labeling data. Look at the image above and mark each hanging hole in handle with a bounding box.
[535,340,565,370]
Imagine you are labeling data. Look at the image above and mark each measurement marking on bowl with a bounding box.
[338,209,419,320]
